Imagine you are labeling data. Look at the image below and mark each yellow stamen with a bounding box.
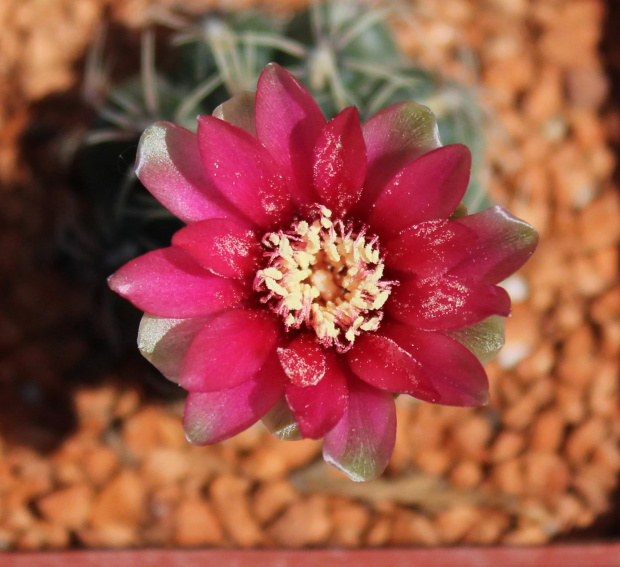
[253,206,394,353]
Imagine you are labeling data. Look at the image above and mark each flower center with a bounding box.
[254,206,394,352]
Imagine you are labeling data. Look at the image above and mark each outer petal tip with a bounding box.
[447,315,506,366]
[135,122,235,224]
[313,106,367,217]
[284,353,348,440]
[137,314,207,382]
[256,62,326,208]
[452,206,540,284]
[134,121,167,174]
[107,247,248,318]
[322,379,396,482]
[197,116,291,229]
[180,309,279,393]
[369,144,472,239]
[212,91,256,135]
[261,397,303,441]
[476,389,490,407]
[358,100,442,212]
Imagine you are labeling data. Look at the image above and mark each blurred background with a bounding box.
[0,0,618,550]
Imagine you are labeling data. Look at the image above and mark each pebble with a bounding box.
[591,287,620,323]
[240,437,321,481]
[15,521,69,550]
[141,448,189,487]
[449,415,492,460]
[82,446,121,487]
[529,409,565,453]
[601,321,620,358]
[502,525,549,546]
[329,498,370,547]
[268,495,332,547]
[463,510,510,544]
[555,384,588,425]
[78,524,138,548]
[503,379,554,431]
[522,453,570,504]
[449,460,483,489]
[252,480,298,525]
[174,499,224,546]
[491,459,524,496]
[515,343,555,384]
[565,417,608,465]
[435,505,481,543]
[415,448,453,476]
[577,192,620,251]
[389,510,440,546]
[36,483,94,529]
[89,471,146,532]
[566,67,609,109]
[364,515,393,547]
[491,431,525,463]
[74,387,116,435]
[122,408,165,460]
[209,474,262,547]
[573,467,613,514]
[554,494,588,530]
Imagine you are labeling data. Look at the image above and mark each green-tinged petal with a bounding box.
[138,314,208,382]
[184,354,284,445]
[135,122,239,223]
[451,206,539,285]
[261,397,302,441]
[213,91,256,136]
[450,203,468,219]
[323,378,396,482]
[356,100,442,211]
[446,315,505,365]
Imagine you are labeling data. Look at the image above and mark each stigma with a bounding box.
[254,206,394,352]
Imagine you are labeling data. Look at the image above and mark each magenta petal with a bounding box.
[172,219,261,279]
[138,314,208,382]
[277,335,326,387]
[450,206,540,284]
[347,334,438,400]
[387,275,511,331]
[197,116,292,229]
[107,247,249,318]
[255,63,326,208]
[184,353,285,445]
[180,309,279,392]
[323,377,396,482]
[385,219,478,278]
[285,352,348,439]
[356,101,441,213]
[368,144,471,240]
[383,324,489,407]
[135,122,239,224]
[313,107,366,217]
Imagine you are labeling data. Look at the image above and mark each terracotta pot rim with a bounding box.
[3,544,620,567]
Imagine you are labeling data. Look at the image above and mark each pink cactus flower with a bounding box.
[108,63,538,481]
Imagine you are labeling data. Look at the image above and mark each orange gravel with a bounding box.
[0,0,618,550]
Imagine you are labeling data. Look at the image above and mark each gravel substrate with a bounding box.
[0,0,618,550]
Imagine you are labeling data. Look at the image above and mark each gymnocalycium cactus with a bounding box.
[68,0,489,350]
